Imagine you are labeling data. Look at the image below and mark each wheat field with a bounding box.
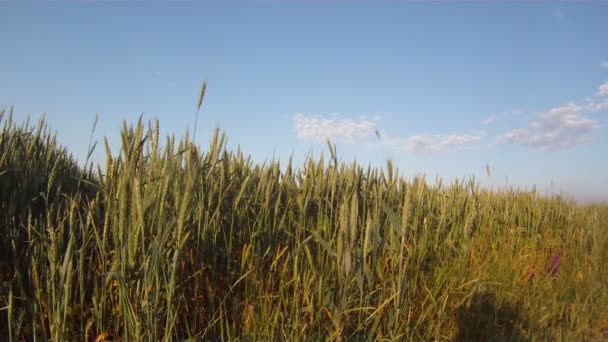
[1,108,607,341]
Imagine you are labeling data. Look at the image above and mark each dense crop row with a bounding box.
[1,109,607,341]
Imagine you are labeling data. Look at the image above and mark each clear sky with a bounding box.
[1,2,607,203]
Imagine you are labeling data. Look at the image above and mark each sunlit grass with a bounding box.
[1,108,607,340]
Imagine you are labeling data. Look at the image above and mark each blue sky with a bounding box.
[1,2,607,203]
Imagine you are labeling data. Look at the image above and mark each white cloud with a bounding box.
[601,61,608,71]
[497,102,598,151]
[384,133,483,153]
[292,113,482,153]
[293,113,376,143]
[599,82,608,96]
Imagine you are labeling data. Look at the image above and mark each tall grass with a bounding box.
[1,109,607,341]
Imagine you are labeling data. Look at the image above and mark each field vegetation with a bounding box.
[1,108,607,341]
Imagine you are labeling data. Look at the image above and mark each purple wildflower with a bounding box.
[550,253,561,277]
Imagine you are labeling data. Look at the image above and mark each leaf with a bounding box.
[355,268,364,294]
[59,233,74,286]
[380,200,404,238]
[312,231,337,259]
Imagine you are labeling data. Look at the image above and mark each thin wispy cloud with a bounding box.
[497,102,598,151]
[408,134,483,153]
[293,113,482,154]
[599,82,608,96]
[589,100,608,112]
[293,113,377,143]
[601,60,608,71]
[482,116,495,125]
[382,133,483,154]
[482,109,522,125]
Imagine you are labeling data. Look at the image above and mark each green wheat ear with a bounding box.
[197,80,207,112]
[193,79,207,144]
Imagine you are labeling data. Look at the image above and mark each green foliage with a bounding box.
[1,111,607,341]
